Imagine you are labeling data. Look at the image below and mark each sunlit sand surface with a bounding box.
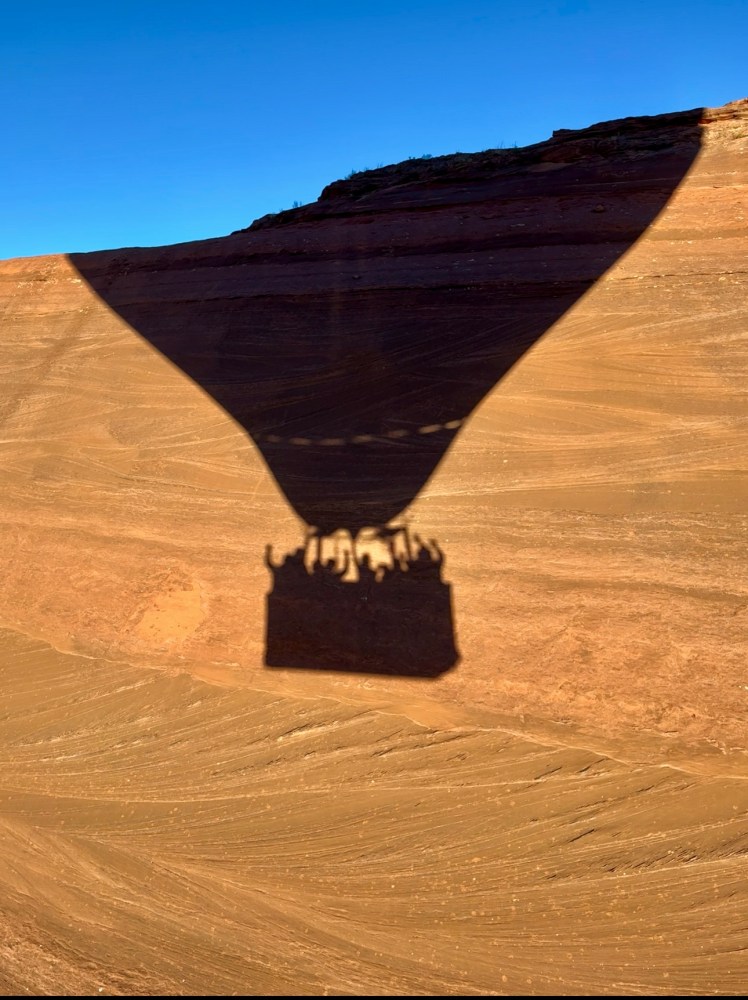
[2,628,748,996]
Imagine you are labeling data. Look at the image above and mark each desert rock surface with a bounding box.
[1,101,747,994]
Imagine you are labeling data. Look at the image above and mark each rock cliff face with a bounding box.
[0,101,747,995]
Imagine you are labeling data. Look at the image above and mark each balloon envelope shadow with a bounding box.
[69,111,703,676]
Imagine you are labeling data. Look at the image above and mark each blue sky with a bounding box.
[2,0,745,260]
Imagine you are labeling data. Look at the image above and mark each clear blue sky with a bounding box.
[2,0,745,260]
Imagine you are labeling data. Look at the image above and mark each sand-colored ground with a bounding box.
[1,103,747,994]
[2,628,748,996]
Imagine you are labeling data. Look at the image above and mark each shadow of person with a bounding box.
[264,543,308,592]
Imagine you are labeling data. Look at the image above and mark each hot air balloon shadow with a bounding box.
[69,109,703,676]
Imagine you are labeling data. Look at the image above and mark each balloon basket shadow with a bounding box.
[267,587,461,680]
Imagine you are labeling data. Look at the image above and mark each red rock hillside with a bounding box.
[0,100,746,995]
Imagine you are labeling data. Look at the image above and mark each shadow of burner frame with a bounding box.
[69,110,704,677]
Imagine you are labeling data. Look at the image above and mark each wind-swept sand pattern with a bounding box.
[2,630,748,996]
[1,101,747,993]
